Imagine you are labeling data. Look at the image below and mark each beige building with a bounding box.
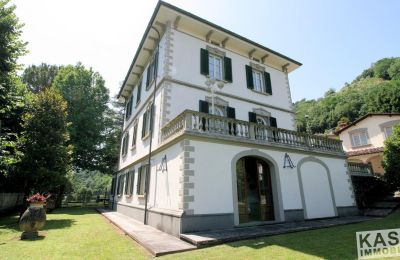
[336,113,400,174]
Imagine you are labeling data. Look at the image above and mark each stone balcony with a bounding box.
[161,110,345,156]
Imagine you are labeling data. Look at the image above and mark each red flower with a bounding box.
[27,193,50,203]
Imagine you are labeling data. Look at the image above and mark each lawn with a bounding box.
[0,207,149,260]
[1,207,400,260]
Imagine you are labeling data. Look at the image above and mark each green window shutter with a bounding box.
[146,66,151,88]
[200,48,209,75]
[125,173,129,195]
[248,112,257,123]
[136,167,141,195]
[130,169,135,195]
[264,71,272,94]
[245,65,254,89]
[154,51,158,77]
[199,100,209,114]
[227,107,236,119]
[149,105,154,131]
[136,79,142,104]
[142,112,147,138]
[224,57,232,82]
[269,117,277,128]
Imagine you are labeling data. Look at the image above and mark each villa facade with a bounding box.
[110,1,357,236]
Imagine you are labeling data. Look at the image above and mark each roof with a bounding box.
[335,113,400,134]
[346,147,384,157]
[117,1,302,99]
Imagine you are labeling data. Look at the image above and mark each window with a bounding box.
[136,78,142,105]
[146,52,158,89]
[384,126,393,138]
[200,48,232,82]
[141,105,154,139]
[137,165,148,196]
[245,65,272,95]
[121,132,129,156]
[124,170,135,196]
[117,174,125,196]
[125,94,133,120]
[111,177,116,196]
[252,70,265,92]
[132,122,138,148]
[351,131,369,147]
[209,53,223,80]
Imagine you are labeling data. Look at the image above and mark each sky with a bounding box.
[12,0,400,102]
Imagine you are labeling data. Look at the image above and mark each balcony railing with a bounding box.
[161,110,344,154]
[347,162,374,176]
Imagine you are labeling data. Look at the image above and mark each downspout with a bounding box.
[144,26,160,225]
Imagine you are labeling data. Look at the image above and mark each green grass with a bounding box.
[0,207,149,260]
[1,208,400,260]
[161,212,400,260]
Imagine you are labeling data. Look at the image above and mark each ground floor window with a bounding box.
[137,165,148,195]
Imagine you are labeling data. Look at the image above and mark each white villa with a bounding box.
[110,1,357,236]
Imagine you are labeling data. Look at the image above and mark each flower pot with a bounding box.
[19,203,46,239]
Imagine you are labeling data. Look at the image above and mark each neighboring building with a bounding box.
[110,1,356,236]
[336,113,400,175]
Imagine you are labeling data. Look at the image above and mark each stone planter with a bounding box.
[19,203,46,239]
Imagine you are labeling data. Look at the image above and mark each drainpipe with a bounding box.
[144,26,160,225]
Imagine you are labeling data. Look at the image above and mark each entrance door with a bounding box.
[237,157,274,224]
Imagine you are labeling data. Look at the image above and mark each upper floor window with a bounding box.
[209,53,223,80]
[246,65,272,95]
[136,78,142,105]
[200,48,232,82]
[383,126,393,138]
[121,132,129,156]
[252,69,265,93]
[131,121,138,148]
[350,130,369,147]
[125,94,133,120]
[141,105,154,139]
[146,52,158,89]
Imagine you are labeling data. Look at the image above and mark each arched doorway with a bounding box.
[236,156,274,224]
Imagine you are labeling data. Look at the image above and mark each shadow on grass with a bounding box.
[0,218,76,233]
[50,206,98,216]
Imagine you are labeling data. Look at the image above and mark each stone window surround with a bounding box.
[205,45,229,83]
[348,128,370,148]
[131,119,139,150]
[205,96,229,117]
[141,103,154,140]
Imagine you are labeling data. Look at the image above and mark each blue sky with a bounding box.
[12,0,400,102]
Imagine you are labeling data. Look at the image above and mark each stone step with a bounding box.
[372,201,400,209]
[364,208,393,217]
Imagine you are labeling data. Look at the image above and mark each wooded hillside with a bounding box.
[294,57,400,134]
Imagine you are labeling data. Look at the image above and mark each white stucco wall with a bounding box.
[300,161,335,219]
[114,142,182,212]
[187,140,354,218]
[339,115,400,152]
[171,29,293,112]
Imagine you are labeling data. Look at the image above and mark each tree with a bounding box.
[98,97,124,173]
[52,63,110,171]
[19,88,71,197]
[373,58,396,80]
[383,124,400,190]
[22,63,59,93]
[0,0,27,190]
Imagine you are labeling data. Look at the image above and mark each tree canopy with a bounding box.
[19,88,71,194]
[294,57,400,133]
[383,124,400,189]
[22,63,59,93]
[52,63,110,171]
[0,0,27,188]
